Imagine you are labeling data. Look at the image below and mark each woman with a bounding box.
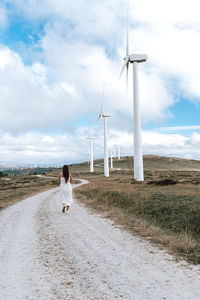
[57,165,73,214]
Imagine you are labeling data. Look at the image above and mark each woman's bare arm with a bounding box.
[57,173,61,184]
[70,174,73,184]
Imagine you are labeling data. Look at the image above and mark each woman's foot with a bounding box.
[62,206,65,213]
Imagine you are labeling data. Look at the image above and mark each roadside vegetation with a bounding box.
[72,156,200,265]
[0,171,57,210]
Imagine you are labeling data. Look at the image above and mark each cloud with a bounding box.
[0,24,174,133]
[6,0,124,42]
[2,128,200,165]
[132,2,200,102]
[189,132,200,145]
[0,45,90,132]
[0,6,7,29]
[1,0,200,163]
[160,125,200,131]
[0,0,178,134]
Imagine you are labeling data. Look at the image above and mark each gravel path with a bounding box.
[0,179,200,300]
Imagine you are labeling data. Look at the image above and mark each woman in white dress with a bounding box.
[57,165,73,214]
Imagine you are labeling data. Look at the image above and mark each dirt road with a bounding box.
[0,179,200,299]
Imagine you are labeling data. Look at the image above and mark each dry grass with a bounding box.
[0,175,57,210]
[73,157,200,264]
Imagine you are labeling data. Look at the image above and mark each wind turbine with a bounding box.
[87,142,90,165]
[98,87,110,177]
[112,149,116,158]
[87,136,94,172]
[110,149,113,169]
[120,0,147,181]
[118,145,121,160]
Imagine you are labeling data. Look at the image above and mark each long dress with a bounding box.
[59,176,73,206]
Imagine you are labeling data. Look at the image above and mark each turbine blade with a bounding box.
[119,57,129,80]
[97,84,105,121]
[126,0,129,57]
[100,84,105,114]
[97,115,101,121]
[126,61,129,95]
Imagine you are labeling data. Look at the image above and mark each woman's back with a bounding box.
[60,175,70,187]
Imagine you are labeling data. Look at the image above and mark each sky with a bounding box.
[1,0,200,166]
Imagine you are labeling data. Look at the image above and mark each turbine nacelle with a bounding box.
[99,113,111,118]
[129,54,148,63]
[123,54,147,63]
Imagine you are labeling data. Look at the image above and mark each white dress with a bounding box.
[59,176,73,206]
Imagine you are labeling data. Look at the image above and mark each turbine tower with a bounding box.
[110,149,113,169]
[120,0,147,181]
[98,87,110,177]
[118,145,121,160]
[87,136,94,172]
[88,143,90,165]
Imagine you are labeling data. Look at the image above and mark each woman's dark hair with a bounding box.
[63,165,69,183]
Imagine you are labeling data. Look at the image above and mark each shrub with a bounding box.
[147,178,177,186]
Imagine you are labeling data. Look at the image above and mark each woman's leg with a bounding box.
[66,205,70,212]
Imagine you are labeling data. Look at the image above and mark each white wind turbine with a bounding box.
[110,149,113,169]
[87,136,94,172]
[120,0,147,181]
[113,149,116,158]
[87,142,90,165]
[98,87,110,177]
[117,145,121,160]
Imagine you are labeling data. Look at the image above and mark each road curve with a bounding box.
[0,179,200,299]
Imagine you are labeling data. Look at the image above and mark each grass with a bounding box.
[0,174,58,210]
[72,156,200,265]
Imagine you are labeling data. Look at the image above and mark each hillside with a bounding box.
[62,155,200,175]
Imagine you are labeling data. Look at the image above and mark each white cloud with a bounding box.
[2,128,200,165]
[0,6,7,29]
[0,45,91,132]
[0,0,178,135]
[189,132,200,145]
[132,3,200,102]
[160,125,200,131]
[1,0,200,163]
[42,136,54,144]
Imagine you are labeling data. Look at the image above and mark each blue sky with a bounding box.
[1,0,200,165]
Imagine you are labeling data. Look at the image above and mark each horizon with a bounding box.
[1,153,200,170]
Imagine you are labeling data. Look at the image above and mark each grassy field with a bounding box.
[0,172,58,210]
[70,155,200,265]
[1,155,200,264]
